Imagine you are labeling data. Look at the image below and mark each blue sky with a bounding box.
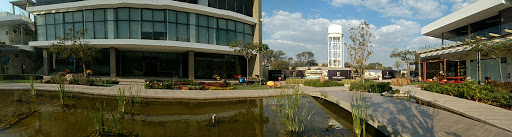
[0,0,479,67]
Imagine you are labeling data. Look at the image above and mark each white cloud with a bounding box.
[449,0,478,12]
[262,11,438,67]
[328,0,444,19]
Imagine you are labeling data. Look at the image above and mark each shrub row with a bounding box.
[303,79,344,87]
[349,80,392,93]
[0,74,43,80]
[145,81,232,90]
[44,75,119,87]
[488,81,512,93]
[421,82,512,109]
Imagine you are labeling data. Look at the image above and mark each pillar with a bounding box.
[188,50,194,80]
[43,48,50,76]
[109,47,117,78]
[251,0,263,78]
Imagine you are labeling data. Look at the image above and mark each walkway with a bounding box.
[394,85,512,132]
[0,82,283,100]
[306,89,512,137]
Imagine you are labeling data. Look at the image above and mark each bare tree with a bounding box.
[345,21,374,84]
[229,40,269,78]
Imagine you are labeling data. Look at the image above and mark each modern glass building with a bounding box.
[28,0,263,79]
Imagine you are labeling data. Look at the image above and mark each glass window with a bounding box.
[73,11,83,22]
[236,22,243,32]
[236,0,244,14]
[244,0,253,17]
[188,0,198,4]
[218,0,226,10]
[64,23,73,33]
[130,21,140,39]
[85,22,94,39]
[64,12,73,23]
[142,22,153,39]
[177,24,188,42]
[245,34,252,43]
[46,14,54,24]
[55,13,63,24]
[106,9,115,20]
[227,0,236,12]
[244,24,253,34]
[168,23,177,41]
[208,0,217,8]
[198,27,208,44]
[198,15,208,27]
[55,24,63,39]
[153,10,165,21]
[189,13,196,25]
[130,8,140,20]
[237,32,243,41]
[168,10,176,22]
[107,21,116,39]
[74,22,83,32]
[154,22,166,40]
[177,12,188,24]
[118,8,129,20]
[218,29,227,45]
[118,21,129,39]
[227,20,235,30]
[228,31,236,44]
[142,9,153,21]
[218,19,226,29]
[36,15,45,25]
[46,25,55,40]
[209,17,216,28]
[189,25,197,43]
[94,9,105,21]
[198,0,208,6]
[85,10,94,21]
[94,22,105,39]
[209,28,216,44]
[37,25,46,41]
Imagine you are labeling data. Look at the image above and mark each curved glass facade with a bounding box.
[36,0,254,17]
[36,8,254,46]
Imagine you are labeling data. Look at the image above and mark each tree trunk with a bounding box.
[407,62,411,78]
[498,59,503,82]
[82,63,87,77]
[477,52,481,84]
[246,58,250,78]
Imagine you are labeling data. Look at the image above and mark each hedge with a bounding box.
[0,74,43,80]
[421,82,512,109]
[349,80,392,93]
[303,79,344,87]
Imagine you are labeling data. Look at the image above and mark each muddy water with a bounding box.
[0,91,384,137]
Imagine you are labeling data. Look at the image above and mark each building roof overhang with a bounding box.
[9,0,36,10]
[0,14,33,26]
[421,0,512,39]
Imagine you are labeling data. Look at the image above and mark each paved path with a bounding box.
[306,90,512,137]
[394,85,512,133]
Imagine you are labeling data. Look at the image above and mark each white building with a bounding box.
[327,24,344,68]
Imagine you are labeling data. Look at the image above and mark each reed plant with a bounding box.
[56,77,67,105]
[88,102,106,134]
[110,111,123,134]
[29,75,36,97]
[274,86,314,133]
[116,87,127,113]
[351,93,367,137]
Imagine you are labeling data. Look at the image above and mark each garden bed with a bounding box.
[42,73,119,87]
[145,80,235,90]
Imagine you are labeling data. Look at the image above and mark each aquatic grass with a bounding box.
[12,91,23,103]
[116,87,127,113]
[56,77,67,105]
[351,93,367,137]
[29,76,36,97]
[274,86,319,134]
[110,111,122,134]
[88,102,107,134]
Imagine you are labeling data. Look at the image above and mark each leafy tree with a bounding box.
[229,40,269,78]
[344,62,352,68]
[481,39,512,82]
[465,34,488,84]
[394,60,403,71]
[321,63,328,67]
[366,62,383,70]
[346,21,374,83]
[50,28,100,76]
[272,60,291,70]
[262,49,286,70]
[390,49,417,78]
[294,51,318,67]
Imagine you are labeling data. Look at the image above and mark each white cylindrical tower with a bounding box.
[327,24,344,68]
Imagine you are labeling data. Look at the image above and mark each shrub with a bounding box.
[349,80,392,93]
[303,79,344,87]
[209,86,235,90]
[286,78,307,84]
[391,78,412,86]
[420,82,512,109]
[489,81,512,93]
[341,79,358,85]
[0,74,43,80]
[391,89,400,94]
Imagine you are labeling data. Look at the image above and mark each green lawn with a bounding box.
[410,82,426,85]
[233,85,281,90]
[0,80,32,83]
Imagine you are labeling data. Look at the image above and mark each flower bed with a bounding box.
[145,80,234,90]
[420,82,512,109]
[42,74,119,87]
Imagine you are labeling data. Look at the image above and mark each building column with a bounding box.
[43,48,50,76]
[251,0,263,78]
[188,50,194,80]
[109,47,117,78]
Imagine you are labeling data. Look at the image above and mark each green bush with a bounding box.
[286,78,307,84]
[341,79,358,85]
[303,79,344,87]
[421,83,512,109]
[349,80,392,93]
[0,74,43,80]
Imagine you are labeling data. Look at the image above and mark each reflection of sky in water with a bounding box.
[0,92,355,137]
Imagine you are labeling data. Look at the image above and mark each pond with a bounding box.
[0,91,386,137]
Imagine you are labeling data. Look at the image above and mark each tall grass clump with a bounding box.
[111,111,123,134]
[88,102,106,135]
[56,77,67,105]
[116,87,127,113]
[276,87,306,133]
[351,93,368,137]
[29,75,36,97]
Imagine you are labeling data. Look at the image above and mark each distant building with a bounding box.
[327,24,344,67]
